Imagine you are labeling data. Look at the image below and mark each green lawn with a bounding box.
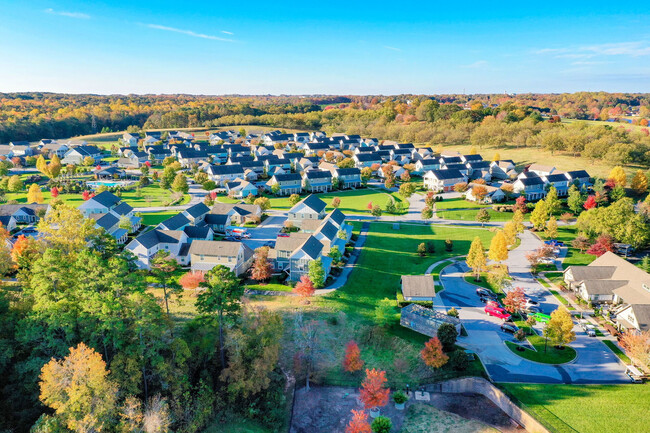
[539,225,595,269]
[245,283,293,293]
[435,197,493,210]
[505,320,577,364]
[437,207,524,222]
[140,211,178,226]
[464,272,506,295]
[430,260,453,290]
[501,383,650,433]
[268,188,409,214]
[602,340,631,364]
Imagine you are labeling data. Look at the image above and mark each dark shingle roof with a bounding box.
[296,194,327,213]
[183,225,212,239]
[159,213,190,230]
[185,203,210,218]
[90,191,121,208]
[134,229,181,249]
[273,173,301,182]
[427,169,464,180]
[95,213,119,231]
[112,202,133,216]
[209,164,244,175]
[305,170,332,180]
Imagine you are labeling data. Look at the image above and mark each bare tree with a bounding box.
[293,311,319,391]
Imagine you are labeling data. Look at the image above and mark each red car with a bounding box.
[278,233,290,238]
[485,304,511,320]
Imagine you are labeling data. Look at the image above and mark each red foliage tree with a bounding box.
[332,197,341,208]
[251,247,273,282]
[343,340,364,372]
[82,190,91,201]
[95,164,102,171]
[513,196,527,213]
[359,369,390,410]
[420,337,448,369]
[583,195,597,210]
[345,410,371,433]
[178,271,205,290]
[144,161,151,167]
[294,275,315,299]
[50,186,59,198]
[503,287,526,314]
[586,234,614,257]
[210,191,217,200]
[604,178,616,189]
[367,201,373,211]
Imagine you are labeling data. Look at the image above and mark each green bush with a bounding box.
[371,416,392,433]
[448,349,470,371]
[393,390,408,404]
[437,323,458,352]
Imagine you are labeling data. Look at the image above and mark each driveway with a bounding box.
[242,214,286,250]
[434,233,629,384]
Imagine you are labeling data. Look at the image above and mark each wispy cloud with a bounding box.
[462,60,488,69]
[221,30,234,35]
[44,8,90,19]
[383,46,401,52]
[145,24,235,42]
[535,41,650,58]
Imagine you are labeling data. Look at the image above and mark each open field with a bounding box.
[267,188,408,214]
[502,383,650,433]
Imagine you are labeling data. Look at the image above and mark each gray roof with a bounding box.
[401,275,436,298]
[427,169,464,180]
[189,240,243,257]
[95,213,119,231]
[133,229,183,249]
[205,213,229,225]
[89,191,121,208]
[159,213,190,230]
[185,202,210,218]
[0,204,49,216]
[296,235,324,260]
[183,225,212,239]
[112,201,133,216]
[293,194,327,214]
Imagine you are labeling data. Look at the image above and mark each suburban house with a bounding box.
[527,164,556,177]
[205,164,245,186]
[565,170,591,188]
[465,183,506,203]
[302,170,333,193]
[490,160,517,180]
[183,202,210,226]
[377,164,405,179]
[461,154,483,163]
[126,229,191,269]
[401,275,436,302]
[273,233,333,282]
[40,140,69,158]
[177,150,208,167]
[0,215,17,232]
[287,194,328,227]
[78,191,123,217]
[423,169,466,192]
[513,175,547,200]
[122,133,141,145]
[331,167,362,189]
[353,153,382,168]
[414,158,442,175]
[61,145,103,165]
[266,173,302,196]
[0,204,50,224]
[225,179,258,198]
[564,252,650,333]
[84,194,142,243]
[543,173,571,197]
[208,203,262,228]
[189,240,254,275]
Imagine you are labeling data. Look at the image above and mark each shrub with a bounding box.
[447,307,459,318]
[371,416,392,433]
[437,322,458,352]
[392,391,408,404]
[448,349,470,371]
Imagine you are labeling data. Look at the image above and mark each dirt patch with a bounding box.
[290,386,526,433]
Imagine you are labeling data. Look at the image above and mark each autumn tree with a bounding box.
[630,170,648,195]
[36,154,48,174]
[583,195,597,210]
[178,271,205,290]
[472,185,488,202]
[466,236,486,281]
[503,221,517,246]
[571,235,591,253]
[7,174,23,192]
[332,197,341,208]
[343,340,364,373]
[421,337,448,369]
[503,287,526,315]
[398,182,416,198]
[38,203,101,255]
[476,208,490,226]
[586,234,614,257]
[289,194,301,206]
[421,206,433,219]
[345,410,371,433]
[620,330,650,371]
[171,173,189,193]
[221,306,283,398]
[254,196,271,212]
[48,154,62,178]
[492,152,501,161]
[609,166,627,187]
[530,199,549,230]
[50,186,59,198]
[359,369,390,411]
[197,264,243,367]
[294,274,316,301]
[11,233,42,272]
[488,230,509,263]
[512,209,525,233]
[544,308,576,348]
[545,216,558,239]
[513,196,527,213]
[251,246,273,282]
[39,342,118,432]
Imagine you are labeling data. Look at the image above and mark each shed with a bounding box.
[401,275,436,302]
[400,304,461,337]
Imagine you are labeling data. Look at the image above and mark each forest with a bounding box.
[2,92,650,166]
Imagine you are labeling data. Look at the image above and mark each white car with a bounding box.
[525,299,539,308]
[585,324,597,337]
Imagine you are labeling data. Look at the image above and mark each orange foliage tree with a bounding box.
[345,409,371,433]
[343,340,364,372]
[359,368,390,410]
[294,275,315,299]
[251,246,273,282]
[421,337,449,369]
[178,271,205,290]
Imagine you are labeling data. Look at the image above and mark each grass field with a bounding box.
[539,225,595,269]
[502,383,650,433]
[140,211,178,226]
[400,404,497,433]
[506,318,577,364]
[268,188,409,214]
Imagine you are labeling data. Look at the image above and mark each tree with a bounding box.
[609,166,627,187]
[466,237,486,281]
[567,185,584,214]
[492,152,501,161]
[503,221,517,246]
[50,186,59,198]
[254,196,271,211]
[476,208,490,227]
[453,182,468,193]
[39,343,118,433]
[294,311,319,390]
[83,156,95,166]
[371,205,382,217]
[338,157,355,168]
[38,204,101,255]
[421,206,433,220]
[221,307,283,398]
[294,275,316,300]
[421,337,448,369]
[437,322,458,352]
[503,287,526,315]
[544,308,576,348]
[329,245,343,264]
[308,258,326,289]
[398,182,416,199]
[343,340,364,372]
[332,197,341,208]
[359,369,390,410]
[27,183,44,203]
[417,242,426,256]
[197,265,243,367]
[545,216,558,239]
[488,230,508,263]
[251,246,273,282]
[586,234,614,257]
[82,190,92,201]
[171,173,189,193]
[178,271,205,290]
[48,154,62,178]
[142,395,171,433]
[545,187,561,215]
[472,185,489,203]
[373,298,395,327]
[620,330,650,371]
[530,199,549,230]
[36,154,48,174]
[371,416,392,433]
[583,195,597,210]
[513,196,527,214]
[289,193,301,206]
[346,410,372,433]
[361,167,372,181]
[610,185,626,201]
[400,170,411,182]
[512,209,525,233]
[7,175,23,192]
[571,235,591,253]
[631,170,648,195]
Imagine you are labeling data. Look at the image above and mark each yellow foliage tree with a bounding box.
[27,183,44,204]
[488,230,509,263]
[48,154,62,178]
[39,342,118,432]
[37,203,101,255]
[543,308,576,348]
[466,236,486,281]
[609,166,627,187]
[503,221,517,246]
[545,216,558,239]
[36,155,48,175]
[630,170,648,195]
[492,152,501,162]
[469,146,478,155]
[512,210,525,233]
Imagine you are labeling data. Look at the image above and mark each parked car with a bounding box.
[525,299,539,308]
[539,257,554,265]
[485,304,511,320]
[585,325,597,337]
[500,322,518,334]
[530,312,551,323]
[525,306,541,314]
[278,233,290,238]
[476,288,497,299]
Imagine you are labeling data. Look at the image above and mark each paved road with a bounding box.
[242,214,286,250]
[434,231,630,384]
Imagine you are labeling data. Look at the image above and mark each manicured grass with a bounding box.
[464,271,507,295]
[501,383,650,433]
[268,188,408,214]
[539,225,595,269]
[140,211,178,226]
[602,340,631,364]
[505,321,577,364]
[548,289,575,310]
[434,197,493,210]
[245,283,293,293]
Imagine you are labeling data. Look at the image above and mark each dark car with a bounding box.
[500,322,518,334]
[476,288,497,299]
[525,306,541,314]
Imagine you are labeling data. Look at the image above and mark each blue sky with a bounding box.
[1,1,649,94]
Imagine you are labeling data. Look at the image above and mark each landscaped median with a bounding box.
[505,320,577,364]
